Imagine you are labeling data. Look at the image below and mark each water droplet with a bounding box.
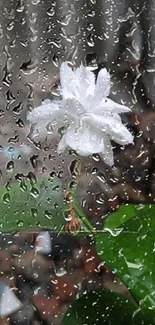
[30,155,39,169]
[105,228,123,236]
[92,154,100,162]
[30,187,40,198]
[27,172,37,185]
[31,208,38,218]
[3,62,12,87]
[6,160,14,172]
[52,54,59,67]
[21,17,26,25]
[0,24,3,38]
[69,180,78,190]
[3,192,11,204]
[47,7,55,17]
[20,180,27,192]
[87,33,95,47]
[31,0,40,4]
[46,122,54,134]
[29,12,38,24]
[0,110,4,117]
[49,171,56,178]
[20,39,29,48]
[5,182,11,191]
[20,59,39,75]
[87,10,95,18]
[58,171,63,179]
[6,89,15,103]
[8,135,19,144]
[27,83,34,100]
[16,118,25,128]
[52,185,60,192]
[87,23,94,32]
[69,159,81,177]
[17,220,24,227]
[54,203,58,209]
[86,52,97,71]
[55,267,67,276]
[46,38,60,48]
[16,0,25,12]
[97,173,106,184]
[44,211,53,220]
[64,210,71,222]
[7,21,14,31]
[13,102,23,114]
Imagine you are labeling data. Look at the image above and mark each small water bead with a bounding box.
[44,211,53,220]
[6,160,14,172]
[3,192,11,204]
[30,187,40,198]
[31,0,40,5]
[69,159,81,177]
[16,220,24,227]
[69,180,78,190]
[31,208,38,218]
[27,172,37,185]
[20,180,27,192]
[47,7,55,17]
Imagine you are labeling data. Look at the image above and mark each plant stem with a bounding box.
[73,199,97,235]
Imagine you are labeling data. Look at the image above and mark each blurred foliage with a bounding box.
[0,176,67,232]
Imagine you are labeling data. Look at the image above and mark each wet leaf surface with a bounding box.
[61,289,148,325]
[96,204,155,314]
[104,203,139,229]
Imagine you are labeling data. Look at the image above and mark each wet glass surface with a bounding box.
[0,0,155,324]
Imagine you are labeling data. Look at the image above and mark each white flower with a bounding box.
[27,62,133,166]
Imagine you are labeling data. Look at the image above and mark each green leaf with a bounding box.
[61,289,147,325]
[95,204,155,312]
[0,176,67,232]
[104,203,144,229]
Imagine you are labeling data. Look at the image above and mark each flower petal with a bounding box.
[75,64,95,99]
[99,136,114,166]
[109,125,134,145]
[27,99,71,142]
[102,115,134,145]
[27,99,62,123]
[82,113,133,145]
[95,68,111,100]
[59,62,76,99]
[94,98,131,115]
[64,98,86,118]
[64,123,105,156]
[60,63,95,106]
